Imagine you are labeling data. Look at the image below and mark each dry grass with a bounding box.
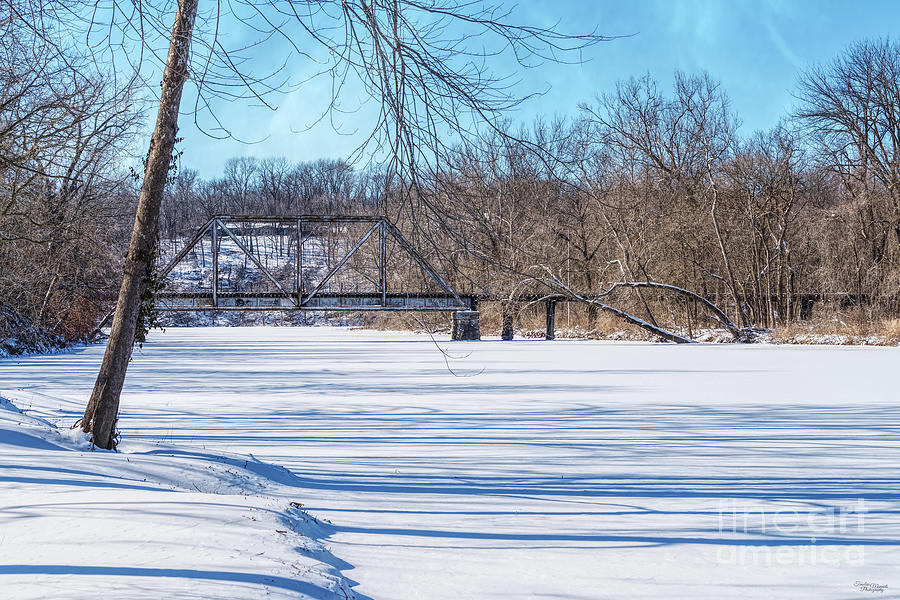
[360,301,900,346]
[884,318,900,340]
[771,310,900,346]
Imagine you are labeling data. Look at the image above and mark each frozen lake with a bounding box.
[2,327,899,599]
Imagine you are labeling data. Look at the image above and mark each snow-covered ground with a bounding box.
[0,397,354,599]
[2,327,900,599]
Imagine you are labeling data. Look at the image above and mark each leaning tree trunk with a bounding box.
[81,0,199,449]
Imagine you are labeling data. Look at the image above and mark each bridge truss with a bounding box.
[156,215,475,313]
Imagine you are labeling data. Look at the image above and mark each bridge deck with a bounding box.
[157,292,475,312]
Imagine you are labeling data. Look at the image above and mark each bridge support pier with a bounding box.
[452,310,481,341]
[501,300,514,340]
[545,300,557,340]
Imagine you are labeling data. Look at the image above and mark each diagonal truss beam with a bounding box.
[157,218,214,281]
[215,219,298,306]
[302,221,380,306]
[382,220,460,300]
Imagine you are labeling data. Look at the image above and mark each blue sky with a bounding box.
[177,0,900,178]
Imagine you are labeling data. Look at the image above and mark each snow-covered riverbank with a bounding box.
[2,327,899,599]
[0,394,355,599]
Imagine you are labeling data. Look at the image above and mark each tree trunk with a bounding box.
[81,0,199,449]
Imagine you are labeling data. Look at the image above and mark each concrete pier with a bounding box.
[451,310,481,341]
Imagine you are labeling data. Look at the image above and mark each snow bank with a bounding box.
[0,393,358,600]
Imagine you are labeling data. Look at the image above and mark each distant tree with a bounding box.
[797,38,900,255]
[581,72,741,325]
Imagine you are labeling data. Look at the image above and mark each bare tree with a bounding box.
[796,38,900,315]
[1,4,140,356]
[79,0,199,449]
[797,38,900,250]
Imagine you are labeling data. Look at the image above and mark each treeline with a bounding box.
[159,157,383,239]
[435,40,900,332]
[3,30,900,347]
[158,40,900,336]
[420,61,900,332]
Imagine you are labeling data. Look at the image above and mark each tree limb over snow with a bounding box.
[509,271,767,344]
[508,275,697,344]
[601,282,741,338]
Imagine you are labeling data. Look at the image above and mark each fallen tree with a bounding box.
[507,270,766,344]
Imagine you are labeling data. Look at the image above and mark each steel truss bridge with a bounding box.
[156,215,476,313]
